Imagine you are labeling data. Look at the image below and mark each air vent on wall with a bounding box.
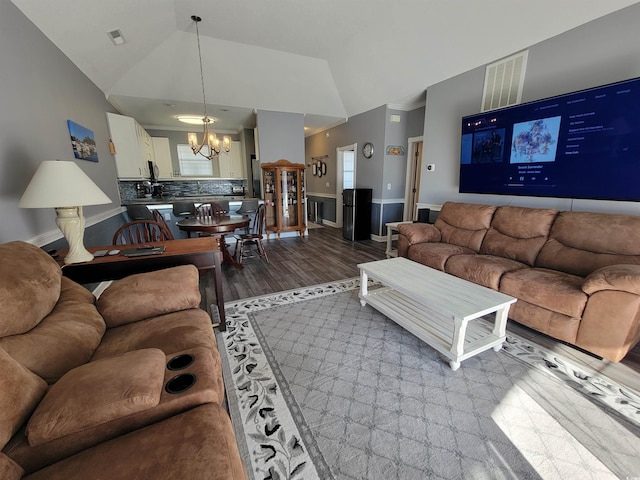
[481,50,528,112]
[107,29,126,46]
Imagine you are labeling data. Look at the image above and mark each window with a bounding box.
[343,150,355,189]
[177,144,213,176]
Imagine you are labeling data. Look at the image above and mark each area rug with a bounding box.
[216,279,640,480]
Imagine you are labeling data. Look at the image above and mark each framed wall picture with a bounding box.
[312,163,318,176]
[320,161,327,176]
[67,120,98,162]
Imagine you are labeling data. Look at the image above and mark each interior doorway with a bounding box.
[336,143,357,228]
[404,136,423,220]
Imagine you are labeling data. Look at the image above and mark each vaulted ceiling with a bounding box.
[11,0,639,135]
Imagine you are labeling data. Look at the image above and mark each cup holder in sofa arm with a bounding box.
[165,374,196,394]
[166,354,195,371]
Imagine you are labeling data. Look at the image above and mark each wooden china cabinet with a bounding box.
[261,159,306,238]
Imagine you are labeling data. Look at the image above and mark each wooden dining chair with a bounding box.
[151,209,175,240]
[112,220,173,245]
[233,204,269,264]
[196,202,227,220]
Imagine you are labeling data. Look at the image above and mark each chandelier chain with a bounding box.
[193,16,208,120]
[187,15,231,160]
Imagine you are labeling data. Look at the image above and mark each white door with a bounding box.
[336,143,356,228]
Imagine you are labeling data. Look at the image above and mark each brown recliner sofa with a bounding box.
[0,241,247,480]
[397,201,640,362]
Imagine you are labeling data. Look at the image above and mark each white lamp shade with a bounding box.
[19,160,111,208]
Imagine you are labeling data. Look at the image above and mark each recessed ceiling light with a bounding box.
[163,103,176,107]
[176,115,216,125]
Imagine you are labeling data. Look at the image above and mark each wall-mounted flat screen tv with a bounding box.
[459,77,640,201]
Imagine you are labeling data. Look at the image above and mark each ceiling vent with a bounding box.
[107,29,126,46]
[481,50,528,112]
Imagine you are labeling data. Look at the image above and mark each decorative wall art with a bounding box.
[386,145,405,156]
[67,120,98,162]
[311,155,328,177]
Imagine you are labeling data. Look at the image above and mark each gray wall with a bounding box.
[305,105,424,235]
[0,1,121,245]
[256,110,305,164]
[420,3,640,215]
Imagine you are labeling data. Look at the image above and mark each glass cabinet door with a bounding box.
[262,169,276,228]
[280,169,299,228]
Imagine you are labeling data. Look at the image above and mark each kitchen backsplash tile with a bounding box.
[119,179,247,202]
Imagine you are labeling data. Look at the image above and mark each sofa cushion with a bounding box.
[0,241,62,337]
[0,347,47,449]
[0,277,106,384]
[97,265,201,328]
[6,348,223,476]
[500,268,588,318]
[408,242,475,271]
[444,254,527,290]
[507,298,582,344]
[0,453,24,480]
[434,202,497,252]
[26,349,166,447]
[91,308,215,361]
[22,404,247,480]
[480,206,558,266]
[536,211,640,277]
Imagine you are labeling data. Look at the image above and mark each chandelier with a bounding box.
[187,15,231,160]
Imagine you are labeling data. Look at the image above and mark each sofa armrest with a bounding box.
[397,223,441,245]
[582,264,640,296]
[96,265,201,328]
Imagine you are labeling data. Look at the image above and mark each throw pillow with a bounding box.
[26,348,166,447]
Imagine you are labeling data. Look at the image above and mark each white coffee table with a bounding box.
[358,257,517,370]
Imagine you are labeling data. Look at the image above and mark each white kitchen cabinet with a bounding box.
[151,137,174,179]
[106,112,153,179]
[218,141,245,178]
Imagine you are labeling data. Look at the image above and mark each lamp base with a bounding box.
[55,206,94,265]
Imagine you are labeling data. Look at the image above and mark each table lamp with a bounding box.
[19,160,111,265]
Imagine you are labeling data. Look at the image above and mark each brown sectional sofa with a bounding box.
[0,241,247,480]
[397,201,640,362]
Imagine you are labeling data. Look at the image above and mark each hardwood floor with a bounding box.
[203,224,640,393]
[207,224,387,302]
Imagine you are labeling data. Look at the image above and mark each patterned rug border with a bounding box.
[216,278,640,479]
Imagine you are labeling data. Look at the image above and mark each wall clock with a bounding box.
[362,142,374,159]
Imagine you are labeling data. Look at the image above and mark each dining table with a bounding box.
[177,214,250,269]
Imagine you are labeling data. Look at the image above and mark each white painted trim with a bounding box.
[306,191,337,199]
[404,136,424,221]
[322,220,338,228]
[25,207,124,247]
[336,143,357,229]
[372,197,405,204]
[386,100,425,111]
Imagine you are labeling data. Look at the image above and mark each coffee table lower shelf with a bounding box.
[360,286,507,371]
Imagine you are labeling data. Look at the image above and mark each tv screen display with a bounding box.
[459,77,640,201]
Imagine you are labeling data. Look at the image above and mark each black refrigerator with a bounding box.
[342,188,372,241]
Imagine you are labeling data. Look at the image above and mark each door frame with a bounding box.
[404,136,424,221]
[336,143,357,228]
